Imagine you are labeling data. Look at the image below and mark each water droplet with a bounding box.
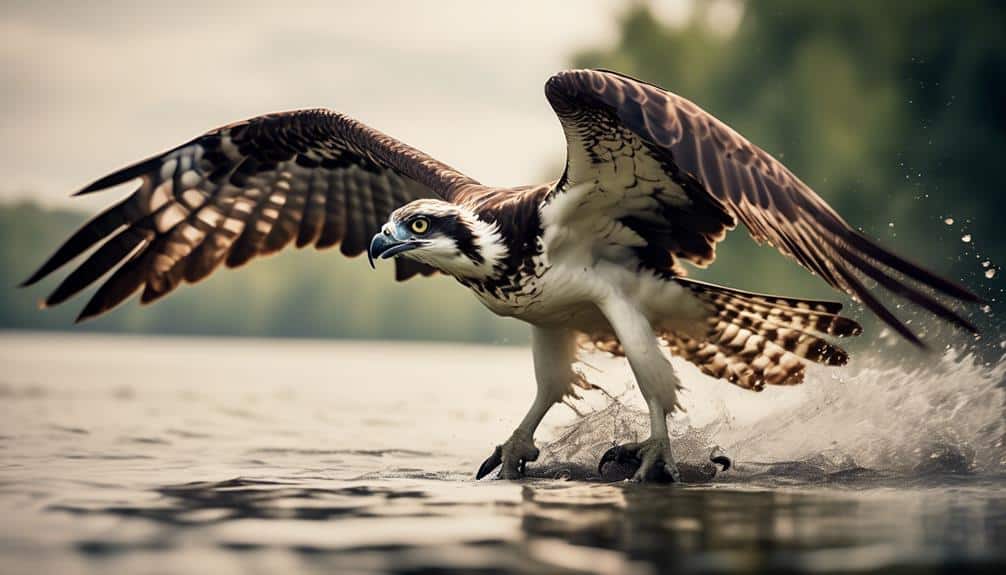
[888,222,895,228]
[944,217,954,225]
[986,268,996,279]
[962,234,972,243]
[982,261,990,268]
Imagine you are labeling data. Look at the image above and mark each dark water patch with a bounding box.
[249,447,434,458]
[217,541,265,552]
[354,469,468,482]
[328,542,415,554]
[49,477,441,527]
[214,407,262,420]
[164,428,212,439]
[0,382,46,398]
[75,539,174,556]
[60,452,155,461]
[124,436,171,445]
[110,385,134,400]
[68,479,128,490]
[49,425,89,435]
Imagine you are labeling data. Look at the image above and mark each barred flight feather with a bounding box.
[21,110,470,321]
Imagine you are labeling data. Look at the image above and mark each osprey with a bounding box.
[23,69,979,482]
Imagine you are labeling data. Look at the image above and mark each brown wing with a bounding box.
[545,69,979,346]
[22,109,480,321]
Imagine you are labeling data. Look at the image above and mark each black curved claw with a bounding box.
[598,444,640,475]
[476,445,503,480]
[710,448,732,472]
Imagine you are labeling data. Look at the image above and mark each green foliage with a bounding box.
[574,0,1004,305]
[0,202,529,344]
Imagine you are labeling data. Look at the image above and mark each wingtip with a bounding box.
[958,315,981,335]
[73,179,112,196]
[953,278,984,304]
[19,269,45,288]
[74,303,101,324]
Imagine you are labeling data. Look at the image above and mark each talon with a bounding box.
[476,445,503,480]
[664,462,682,483]
[598,438,679,483]
[476,431,539,480]
[711,455,732,472]
[529,446,540,461]
[710,447,732,472]
[598,445,617,475]
[598,444,638,474]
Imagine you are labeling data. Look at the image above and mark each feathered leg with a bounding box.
[476,327,586,480]
[596,295,683,482]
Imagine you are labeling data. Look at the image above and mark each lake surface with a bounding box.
[2,331,1004,574]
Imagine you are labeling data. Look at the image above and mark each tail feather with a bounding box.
[662,333,807,390]
[711,307,849,365]
[664,278,862,391]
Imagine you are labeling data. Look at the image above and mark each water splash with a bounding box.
[541,349,1006,483]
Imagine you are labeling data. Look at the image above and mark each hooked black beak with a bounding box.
[368,231,422,268]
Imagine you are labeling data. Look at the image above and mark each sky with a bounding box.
[1,0,701,212]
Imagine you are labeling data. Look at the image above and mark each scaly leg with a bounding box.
[476,327,580,480]
[596,295,683,483]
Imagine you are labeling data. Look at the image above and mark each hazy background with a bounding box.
[2,0,1003,343]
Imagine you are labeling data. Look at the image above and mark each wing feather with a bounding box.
[545,69,979,345]
[23,109,478,321]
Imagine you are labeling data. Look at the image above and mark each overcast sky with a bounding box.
[1,0,701,211]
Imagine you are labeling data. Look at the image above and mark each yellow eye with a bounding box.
[410,218,430,234]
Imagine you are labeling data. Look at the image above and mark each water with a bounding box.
[1,332,1004,574]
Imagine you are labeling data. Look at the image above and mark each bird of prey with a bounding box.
[23,69,979,482]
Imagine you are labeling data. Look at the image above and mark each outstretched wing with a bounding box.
[544,69,978,346]
[22,109,480,321]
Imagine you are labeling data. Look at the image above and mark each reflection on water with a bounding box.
[1,332,1004,574]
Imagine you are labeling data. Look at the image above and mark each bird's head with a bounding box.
[368,199,507,279]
